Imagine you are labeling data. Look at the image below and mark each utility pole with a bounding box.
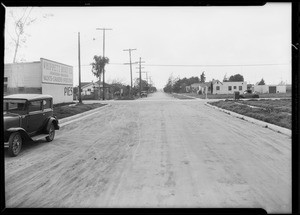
[142,71,150,92]
[78,32,82,104]
[96,27,112,100]
[123,48,137,95]
[136,57,145,97]
[148,75,152,92]
[145,72,149,85]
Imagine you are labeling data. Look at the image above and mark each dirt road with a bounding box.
[4,92,291,213]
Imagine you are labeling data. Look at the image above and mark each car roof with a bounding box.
[4,94,53,101]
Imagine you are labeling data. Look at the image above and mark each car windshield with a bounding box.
[3,99,27,114]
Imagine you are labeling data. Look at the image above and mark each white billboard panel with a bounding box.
[42,83,73,104]
[41,58,73,85]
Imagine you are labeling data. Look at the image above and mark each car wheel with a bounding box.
[8,132,22,157]
[46,123,55,142]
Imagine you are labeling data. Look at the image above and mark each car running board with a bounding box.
[31,134,49,141]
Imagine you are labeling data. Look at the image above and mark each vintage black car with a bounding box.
[4,94,59,157]
[239,90,259,99]
[140,91,148,97]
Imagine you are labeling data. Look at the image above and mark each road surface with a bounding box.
[4,92,291,213]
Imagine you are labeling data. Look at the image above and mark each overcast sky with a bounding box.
[4,3,291,89]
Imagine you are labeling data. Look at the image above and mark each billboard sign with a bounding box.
[41,58,73,85]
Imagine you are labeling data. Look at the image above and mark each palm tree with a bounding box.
[91,55,109,99]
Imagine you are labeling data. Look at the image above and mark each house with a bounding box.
[186,79,247,95]
[197,82,211,94]
[212,80,247,94]
[80,82,99,95]
[190,83,202,92]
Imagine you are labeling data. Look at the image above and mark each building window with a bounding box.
[228,86,232,91]
[4,77,8,82]
[239,86,242,90]
[216,86,220,90]
[233,86,236,89]
[4,84,7,92]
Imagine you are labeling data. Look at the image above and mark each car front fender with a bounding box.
[5,128,31,142]
[45,117,60,132]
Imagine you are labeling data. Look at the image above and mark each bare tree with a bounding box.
[6,7,53,63]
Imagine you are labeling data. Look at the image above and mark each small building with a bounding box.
[4,58,73,104]
[197,82,211,94]
[212,80,247,94]
[80,82,99,95]
[253,85,286,94]
[190,83,202,92]
[75,81,113,100]
[272,85,286,93]
[253,85,269,94]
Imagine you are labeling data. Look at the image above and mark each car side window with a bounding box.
[43,99,52,110]
[28,100,42,112]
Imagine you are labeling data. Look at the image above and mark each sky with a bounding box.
[4,3,292,89]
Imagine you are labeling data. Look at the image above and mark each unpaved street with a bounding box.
[5,92,291,213]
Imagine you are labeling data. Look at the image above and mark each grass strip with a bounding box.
[181,92,291,100]
[53,103,107,120]
[237,99,291,114]
[208,100,291,129]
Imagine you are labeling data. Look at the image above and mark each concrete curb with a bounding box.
[205,103,291,137]
[59,104,110,127]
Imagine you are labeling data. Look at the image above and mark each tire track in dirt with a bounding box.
[5,103,140,207]
[177,101,291,212]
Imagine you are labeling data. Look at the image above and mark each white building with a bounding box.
[4,58,73,104]
[274,85,287,93]
[253,85,287,94]
[253,85,269,94]
[81,82,101,95]
[212,80,247,94]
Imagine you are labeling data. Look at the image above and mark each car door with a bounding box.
[42,98,53,126]
[27,100,44,135]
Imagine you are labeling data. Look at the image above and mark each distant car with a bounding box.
[239,90,259,99]
[3,94,60,157]
[141,91,148,97]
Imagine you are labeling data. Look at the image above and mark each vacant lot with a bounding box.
[182,92,291,99]
[208,99,291,129]
[53,103,107,119]
[237,99,291,114]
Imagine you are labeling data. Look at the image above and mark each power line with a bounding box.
[74,62,290,68]
[142,63,290,67]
